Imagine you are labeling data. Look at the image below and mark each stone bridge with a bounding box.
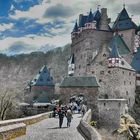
[0,110,102,140]
[15,114,84,140]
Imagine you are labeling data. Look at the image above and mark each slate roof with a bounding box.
[79,15,88,27]
[109,38,120,58]
[131,47,140,73]
[73,21,78,32]
[68,54,75,64]
[30,65,54,86]
[119,58,135,71]
[113,8,137,31]
[60,76,99,87]
[78,9,101,29]
[87,10,94,23]
[108,33,130,55]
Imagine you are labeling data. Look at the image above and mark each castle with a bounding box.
[60,5,140,130]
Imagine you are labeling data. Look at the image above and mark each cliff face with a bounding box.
[0,44,71,91]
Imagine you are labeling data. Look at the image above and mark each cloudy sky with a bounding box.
[0,0,140,55]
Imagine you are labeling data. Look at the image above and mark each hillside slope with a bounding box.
[0,44,71,92]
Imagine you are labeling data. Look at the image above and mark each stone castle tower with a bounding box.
[67,6,139,108]
[60,5,140,131]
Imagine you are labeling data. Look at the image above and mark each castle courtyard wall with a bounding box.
[98,99,127,131]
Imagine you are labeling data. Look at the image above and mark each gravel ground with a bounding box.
[15,114,84,140]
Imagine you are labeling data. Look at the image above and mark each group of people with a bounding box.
[52,103,87,128]
[53,106,73,128]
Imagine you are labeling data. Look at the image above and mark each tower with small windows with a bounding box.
[112,5,137,54]
[70,7,113,76]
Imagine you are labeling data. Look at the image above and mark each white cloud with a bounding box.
[0,23,14,32]
[0,34,71,52]
[2,0,140,54]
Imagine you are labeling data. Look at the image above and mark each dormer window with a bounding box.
[121,61,124,65]
[103,54,106,57]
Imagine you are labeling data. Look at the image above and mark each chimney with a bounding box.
[99,8,109,30]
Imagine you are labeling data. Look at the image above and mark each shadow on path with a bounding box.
[47,127,68,130]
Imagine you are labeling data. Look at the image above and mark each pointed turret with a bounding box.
[85,9,97,29]
[87,9,94,23]
[108,33,121,67]
[30,65,54,86]
[71,21,79,38]
[93,6,101,28]
[68,54,75,76]
[73,21,78,33]
[113,7,137,31]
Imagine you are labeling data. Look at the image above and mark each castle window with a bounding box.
[109,60,112,63]
[100,71,104,75]
[129,72,131,76]
[124,81,126,85]
[105,94,108,99]
[104,103,106,106]
[108,70,111,74]
[99,79,102,82]
[118,103,121,107]
[130,82,131,85]
[103,53,106,57]
[116,60,119,63]
[122,71,124,74]
[126,91,128,95]
[91,71,94,74]
[121,61,124,65]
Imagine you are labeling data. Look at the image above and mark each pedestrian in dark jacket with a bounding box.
[58,108,65,128]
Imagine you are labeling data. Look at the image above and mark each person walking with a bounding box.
[58,108,65,128]
[81,104,87,116]
[66,108,73,127]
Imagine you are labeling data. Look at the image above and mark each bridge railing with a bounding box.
[77,109,102,140]
[0,111,53,140]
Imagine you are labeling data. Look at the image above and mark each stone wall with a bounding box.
[0,123,26,140]
[71,29,113,76]
[77,109,102,140]
[0,111,53,127]
[98,99,127,132]
[0,112,53,140]
[88,44,136,108]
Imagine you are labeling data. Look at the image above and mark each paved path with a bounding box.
[15,114,85,140]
